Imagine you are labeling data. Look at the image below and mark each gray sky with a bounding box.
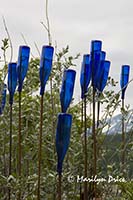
[0,0,133,110]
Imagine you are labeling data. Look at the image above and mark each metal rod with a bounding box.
[122,98,125,172]
[84,94,88,200]
[9,63,13,200]
[8,103,12,200]
[80,100,83,200]
[18,91,22,200]
[92,87,96,199]
[37,94,44,200]
[97,100,100,129]
[88,101,93,199]
[81,100,84,133]
[58,173,62,200]
[50,77,56,200]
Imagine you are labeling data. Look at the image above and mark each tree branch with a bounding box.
[2,16,13,63]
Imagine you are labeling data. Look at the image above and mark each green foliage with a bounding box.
[0,43,132,199]
[1,38,9,52]
[118,182,133,199]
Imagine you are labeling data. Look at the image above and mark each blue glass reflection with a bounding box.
[60,69,76,113]
[80,54,91,99]
[56,113,72,175]
[39,45,54,95]
[120,65,130,99]
[8,63,17,105]
[17,46,30,92]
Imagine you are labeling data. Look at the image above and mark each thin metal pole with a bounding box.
[37,94,44,200]
[9,64,13,200]
[96,99,101,181]
[81,100,84,133]
[80,100,83,200]
[50,78,56,199]
[84,94,88,200]
[88,100,93,200]
[97,101,100,129]
[58,173,62,200]
[92,87,96,199]
[18,91,22,200]
[122,99,125,172]
[8,103,12,200]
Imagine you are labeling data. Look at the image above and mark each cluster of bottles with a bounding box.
[0,40,130,177]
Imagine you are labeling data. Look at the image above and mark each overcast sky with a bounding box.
[0,0,133,111]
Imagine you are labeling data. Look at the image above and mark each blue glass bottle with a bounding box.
[17,46,30,92]
[56,113,72,175]
[90,40,105,89]
[60,69,76,113]
[97,60,111,92]
[8,63,17,105]
[120,65,130,99]
[0,84,7,115]
[92,51,106,89]
[80,54,91,99]
[90,40,102,52]
[39,45,54,95]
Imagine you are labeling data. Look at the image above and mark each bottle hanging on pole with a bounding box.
[17,45,30,200]
[60,69,76,113]
[90,40,102,199]
[56,113,72,200]
[96,60,111,128]
[80,54,91,200]
[38,45,54,200]
[7,62,17,200]
[120,65,130,173]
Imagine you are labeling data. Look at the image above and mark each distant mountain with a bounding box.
[106,109,133,134]
[81,110,133,137]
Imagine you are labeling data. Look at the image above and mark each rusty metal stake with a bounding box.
[37,94,44,200]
